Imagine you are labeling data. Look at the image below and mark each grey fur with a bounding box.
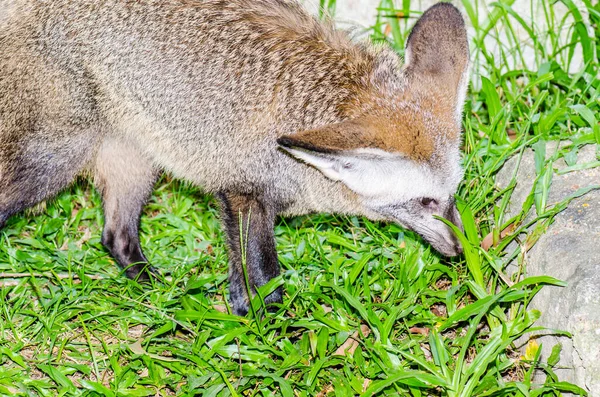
[0,0,469,314]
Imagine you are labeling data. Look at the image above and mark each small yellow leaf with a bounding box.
[523,339,539,360]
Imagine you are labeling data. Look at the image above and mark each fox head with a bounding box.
[278,3,469,257]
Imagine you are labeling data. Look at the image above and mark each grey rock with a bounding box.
[496,143,600,393]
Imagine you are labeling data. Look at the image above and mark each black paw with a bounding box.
[232,299,249,316]
[231,287,283,316]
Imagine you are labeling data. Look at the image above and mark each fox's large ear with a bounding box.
[404,3,470,121]
[277,122,429,201]
[277,120,379,181]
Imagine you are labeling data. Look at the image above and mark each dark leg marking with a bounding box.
[94,137,158,281]
[217,192,282,316]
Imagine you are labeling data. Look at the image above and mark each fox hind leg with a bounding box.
[0,131,157,282]
[94,136,158,281]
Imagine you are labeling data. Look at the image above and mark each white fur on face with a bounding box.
[284,147,462,205]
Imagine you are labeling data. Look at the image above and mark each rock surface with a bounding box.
[496,143,600,393]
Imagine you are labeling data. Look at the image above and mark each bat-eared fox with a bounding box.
[0,0,469,315]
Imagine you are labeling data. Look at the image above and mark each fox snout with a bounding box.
[433,201,463,257]
[417,198,463,257]
[374,196,464,258]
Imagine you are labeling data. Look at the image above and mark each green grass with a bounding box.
[1,0,599,395]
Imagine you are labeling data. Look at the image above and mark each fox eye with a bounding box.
[420,197,438,208]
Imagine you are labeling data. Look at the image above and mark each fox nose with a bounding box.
[454,243,463,255]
